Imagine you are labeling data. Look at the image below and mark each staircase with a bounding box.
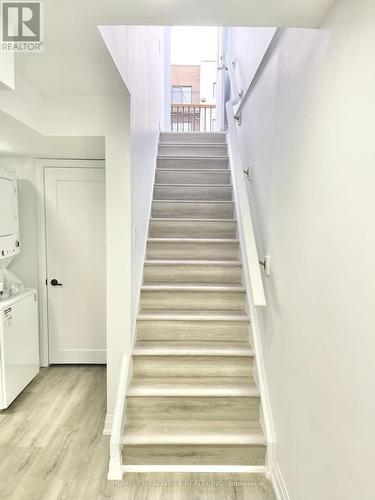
[121,132,266,471]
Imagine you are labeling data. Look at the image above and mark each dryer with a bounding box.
[0,168,20,263]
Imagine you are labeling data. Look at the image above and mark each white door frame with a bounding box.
[216,27,226,132]
[35,159,105,367]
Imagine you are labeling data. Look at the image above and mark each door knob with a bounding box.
[50,279,63,287]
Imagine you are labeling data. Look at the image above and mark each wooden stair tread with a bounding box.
[159,142,227,146]
[141,283,245,292]
[159,143,227,147]
[157,154,228,160]
[152,200,234,204]
[122,420,265,446]
[127,377,259,397]
[150,217,236,222]
[137,310,249,321]
[144,260,241,266]
[133,341,253,357]
[156,167,228,172]
[148,238,239,243]
[154,183,231,187]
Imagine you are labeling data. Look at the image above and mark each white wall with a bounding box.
[104,95,132,416]
[0,73,122,141]
[0,111,104,159]
[163,29,172,131]
[0,51,14,90]
[100,26,169,328]
[229,28,276,96]
[227,1,375,498]
[100,26,169,417]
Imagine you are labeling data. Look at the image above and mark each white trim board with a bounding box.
[107,133,161,474]
[225,127,276,475]
[35,159,105,367]
[270,461,291,500]
[130,131,160,346]
[103,413,113,436]
[121,465,267,474]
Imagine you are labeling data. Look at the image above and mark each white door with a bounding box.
[45,167,106,364]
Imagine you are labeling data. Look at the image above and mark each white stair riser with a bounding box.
[159,144,227,157]
[144,264,242,283]
[137,320,249,342]
[152,202,234,220]
[126,396,260,421]
[157,157,228,170]
[153,185,232,201]
[155,170,230,185]
[149,220,237,239]
[140,290,246,311]
[132,355,253,378]
[160,133,226,144]
[147,242,239,260]
[123,444,266,466]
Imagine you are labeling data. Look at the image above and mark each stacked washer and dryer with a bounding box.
[0,168,39,410]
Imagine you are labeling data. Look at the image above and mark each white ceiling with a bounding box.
[0,110,104,158]
[14,0,335,96]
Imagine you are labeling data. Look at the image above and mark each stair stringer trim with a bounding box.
[132,131,161,342]
[107,132,159,480]
[270,460,291,500]
[226,131,277,476]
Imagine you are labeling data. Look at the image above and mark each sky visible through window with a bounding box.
[171,26,218,65]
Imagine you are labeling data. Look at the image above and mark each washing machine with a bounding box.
[0,290,39,409]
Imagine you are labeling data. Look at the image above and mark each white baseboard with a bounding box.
[270,460,290,500]
[103,413,113,435]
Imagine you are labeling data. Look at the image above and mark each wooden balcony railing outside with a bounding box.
[171,104,216,132]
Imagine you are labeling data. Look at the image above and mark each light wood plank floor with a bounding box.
[0,366,276,499]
